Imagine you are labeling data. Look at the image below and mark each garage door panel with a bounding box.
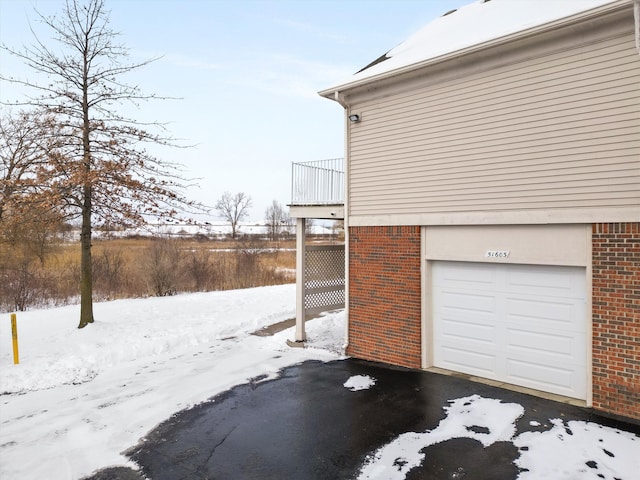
[507,328,586,363]
[440,291,497,316]
[505,266,584,298]
[441,318,496,343]
[506,296,585,332]
[506,358,585,398]
[440,346,497,376]
[435,263,497,290]
[432,261,587,399]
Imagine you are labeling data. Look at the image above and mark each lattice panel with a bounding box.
[304,290,345,311]
[304,245,345,313]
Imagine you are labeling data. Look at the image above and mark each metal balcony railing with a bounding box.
[291,158,344,205]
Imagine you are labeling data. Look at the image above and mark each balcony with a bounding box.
[288,158,345,344]
[291,158,344,206]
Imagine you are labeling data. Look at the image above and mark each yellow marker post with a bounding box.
[11,313,19,365]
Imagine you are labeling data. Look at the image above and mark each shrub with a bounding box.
[143,238,183,296]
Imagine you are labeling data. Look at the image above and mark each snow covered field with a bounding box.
[1,285,638,479]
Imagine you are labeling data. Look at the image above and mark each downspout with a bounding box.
[635,0,640,54]
[333,90,348,108]
[333,90,350,355]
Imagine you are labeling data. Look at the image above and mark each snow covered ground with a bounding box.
[0,285,343,479]
[1,285,638,479]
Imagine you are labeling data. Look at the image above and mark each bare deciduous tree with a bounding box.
[305,218,315,236]
[264,200,288,241]
[215,191,252,240]
[1,0,200,328]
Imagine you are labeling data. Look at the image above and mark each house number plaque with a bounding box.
[485,250,510,258]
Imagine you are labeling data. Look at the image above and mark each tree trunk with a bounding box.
[78,186,94,328]
[78,66,94,329]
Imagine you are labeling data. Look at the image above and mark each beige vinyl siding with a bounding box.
[347,30,640,220]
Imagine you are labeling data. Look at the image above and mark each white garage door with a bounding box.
[432,261,587,399]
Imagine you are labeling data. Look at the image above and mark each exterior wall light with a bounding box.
[348,114,360,123]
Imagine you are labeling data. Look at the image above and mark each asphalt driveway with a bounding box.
[86,359,639,480]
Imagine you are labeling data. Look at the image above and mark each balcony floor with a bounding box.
[288,203,344,220]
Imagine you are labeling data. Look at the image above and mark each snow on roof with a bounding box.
[323,0,624,93]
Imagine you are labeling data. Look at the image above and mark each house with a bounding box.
[312,0,640,422]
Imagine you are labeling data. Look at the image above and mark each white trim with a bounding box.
[420,226,430,369]
[289,204,344,220]
[585,226,594,408]
[348,206,640,227]
[343,108,350,353]
[634,0,640,52]
[295,218,307,342]
[424,224,591,267]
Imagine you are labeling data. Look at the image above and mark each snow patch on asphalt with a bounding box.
[358,395,524,479]
[344,375,376,391]
[357,394,640,480]
[515,419,640,480]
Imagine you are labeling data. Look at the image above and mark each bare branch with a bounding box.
[0,0,205,328]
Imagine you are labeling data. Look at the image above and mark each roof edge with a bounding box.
[318,0,631,101]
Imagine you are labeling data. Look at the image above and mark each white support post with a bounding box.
[295,217,307,342]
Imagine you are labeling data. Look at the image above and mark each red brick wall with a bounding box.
[348,226,422,368]
[347,222,640,421]
[592,222,640,421]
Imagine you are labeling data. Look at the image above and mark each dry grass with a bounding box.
[0,236,298,312]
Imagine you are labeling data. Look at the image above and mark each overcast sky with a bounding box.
[1,0,468,222]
